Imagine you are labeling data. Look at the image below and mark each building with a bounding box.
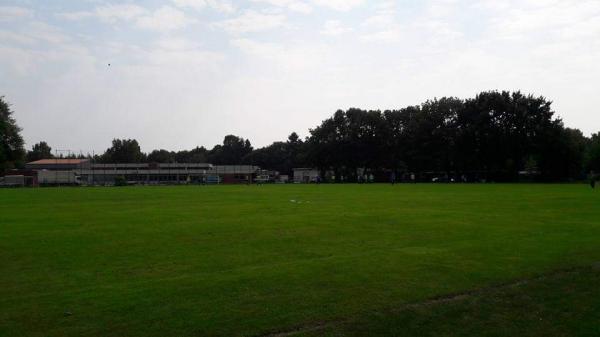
[24,159,261,185]
[293,168,320,183]
[0,169,38,187]
[80,162,214,185]
[0,175,25,187]
[26,159,90,171]
[209,165,260,184]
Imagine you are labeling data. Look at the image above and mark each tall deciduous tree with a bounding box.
[585,133,600,174]
[296,91,584,182]
[147,149,175,163]
[101,139,145,163]
[0,97,25,171]
[209,135,253,164]
[27,141,54,162]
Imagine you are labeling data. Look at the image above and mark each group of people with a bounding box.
[358,174,375,183]
[389,172,416,185]
[389,172,598,188]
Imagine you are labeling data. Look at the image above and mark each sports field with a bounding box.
[1,184,599,336]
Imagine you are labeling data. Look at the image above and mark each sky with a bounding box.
[1,0,599,154]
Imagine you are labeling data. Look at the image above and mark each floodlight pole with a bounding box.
[92,150,95,186]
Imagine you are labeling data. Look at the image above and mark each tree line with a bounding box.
[2,91,600,182]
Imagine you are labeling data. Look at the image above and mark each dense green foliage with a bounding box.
[242,132,304,173]
[303,92,590,182]
[0,97,25,171]
[104,134,253,165]
[1,184,599,337]
[586,133,600,174]
[26,141,54,162]
[100,138,145,163]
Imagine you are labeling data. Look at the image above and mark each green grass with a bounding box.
[299,264,600,337]
[0,184,599,337]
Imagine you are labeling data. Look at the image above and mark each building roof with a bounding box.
[27,159,90,165]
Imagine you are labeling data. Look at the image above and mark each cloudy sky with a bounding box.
[1,0,599,153]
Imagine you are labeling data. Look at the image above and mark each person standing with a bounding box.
[390,171,396,185]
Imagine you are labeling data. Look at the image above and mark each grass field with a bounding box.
[1,184,599,336]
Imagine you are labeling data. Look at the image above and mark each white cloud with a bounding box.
[360,1,402,42]
[172,0,207,11]
[231,38,282,58]
[230,38,330,71]
[251,0,312,14]
[96,4,147,23]
[426,0,460,18]
[362,13,394,28]
[58,4,147,23]
[0,30,37,46]
[136,6,195,32]
[0,6,33,21]
[26,21,70,44]
[485,0,600,40]
[361,29,402,42]
[0,23,92,81]
[215,10,286,33]
[155,37,199,51]
[207,0,236,13]
[171,0,235,13]
[56,11,94,21]
[60,5,195,32]
[320,20,352,36]
[311,0,365,11]
[0,21,71,49]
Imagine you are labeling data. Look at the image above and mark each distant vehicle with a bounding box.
[0,175,25,187]
[255,175,271,184]
[205,175,221,184]
[38,170,80,185]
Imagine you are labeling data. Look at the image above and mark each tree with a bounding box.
[180,146,209,163]
[147,149,174,163]
[288,132,300,144]
[242,132,307,175]
[243,141,288,172]
[209,135,253,164]
[585,133,600,174]
[453,91,561,181]
[286,132,306,173]
[27,141,54,162]
[0,97,25,171]
[297,91,578,182]
[553,128,587,180]
[305,111,348,180]
[101,139,145,163]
